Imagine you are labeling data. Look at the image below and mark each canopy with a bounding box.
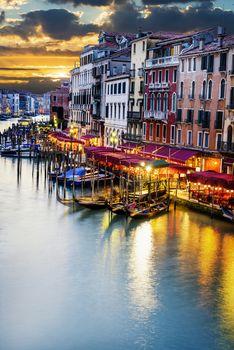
[149,159,169,168]
[81,134,98,141]
[187,171,234,189]
[120,142,141,151]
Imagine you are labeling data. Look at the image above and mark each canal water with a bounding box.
[0,121,234,350]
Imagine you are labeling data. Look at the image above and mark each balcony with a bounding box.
[130,69,136,78]
[199,94,206,101]
[148,82,169,90]
[227,104,234,110]
[185,117,193,124]
[145,55,179,68]
[175,116,182,123]
[144,110,168,120]
[220,142,234,153]
[138,68,144,77]
[80,121,86,127]
[122,133,142,142]
[127,111,142,121]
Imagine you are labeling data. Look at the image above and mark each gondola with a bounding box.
[221,207,234,223]
[127,197,170,219]
[106,200,127,215]
[75,195,107,209]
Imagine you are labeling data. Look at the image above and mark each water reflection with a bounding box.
[0,152,234,349]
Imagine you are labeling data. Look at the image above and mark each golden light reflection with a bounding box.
[219,235,234,340]
[128,222,158,319]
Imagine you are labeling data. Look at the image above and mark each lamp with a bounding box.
[110,130,118,149]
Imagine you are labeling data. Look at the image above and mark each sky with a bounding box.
[0,0,234,94]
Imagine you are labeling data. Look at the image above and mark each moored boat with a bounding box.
[127,197,170,219]
[106,200,127,215]
[75,195,107,209]
[221,207,234,223]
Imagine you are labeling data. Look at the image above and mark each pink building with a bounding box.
[50,81,70,129]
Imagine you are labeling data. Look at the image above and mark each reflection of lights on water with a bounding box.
[219,236,234,340]
[128,222,158,319]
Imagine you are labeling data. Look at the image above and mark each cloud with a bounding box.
[0,0,27,9]
[0,9,99,40]
[0,76,61,93]
[142,0,213,5]
[46,0,127,7]
[103,1,234,33]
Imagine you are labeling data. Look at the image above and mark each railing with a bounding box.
[122,133,142,142]
[227,104,234,110]
[220,142,234,152]
[130,69,136,77]
[138,68,144,77]
[185,117,193,124]
[127,111,142,120]
[175,116,182,123]
[199,94,206,101]
[144,110,168,120]
[148,82,169,90]
[145,55,179,68]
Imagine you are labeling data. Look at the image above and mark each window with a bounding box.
[176,109,182,122]
[144,94,148,110]
[202,81,206,99]
[118,83,121,94]
[220,79,225,99]
[215,111,223,129]
[165,70,169,82]
[118,103,121,119]
[172,93,177,112]
[180,81,184,98]
[157,93,161,111]
[122,82,126,93]
[152,71,156,83]
[173,69,177,83]
[207,55,214,73]
[204,132,209,148]
[171,125,175,143]
[133,43,136,54]
[187,130,192,145]
[122,103,125,119]
[193,57,196,71]
[158,71,162,83]
[114,104,116,118]
[201,55,207,70]
[110,104,113,118]
[149,123,153,140]
[156,124,160,139]
[145,72,148,84]
[130,81,135,94]
[181,59,184,72]
[197,132,203,147]
[114,84,117,94]
[191,81,195,99]
[216,133,222,150]
[198,110,204,124]
[110,84,113,94]
[107,85,110,95]
[143,122,146,139]
[208,80,212,99]
[150,94,155,111]
[219,52,227,71]
[186,109,194,123]
[142,41,145,51]
[188,58,192,72]
[163,93,168,112]
[163,125,167,141]
[177,129,182,144]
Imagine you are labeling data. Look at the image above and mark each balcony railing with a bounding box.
[138,68,144,77]
[130,69,136,78]
[220,142,234,152]
[227,104,234,110]
[144,110,168,120]
[199,94,206,101]
[148,82,169,90]
[122,133,142,142]
[127,111,142,120]
[145,55,179,68]
[185,117,193,124]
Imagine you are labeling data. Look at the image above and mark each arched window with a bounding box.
[202,81,206,99]
[191,81,195,98]
[180,82,184,98]
[150,94,155,111]
[172,93,177,112]
[157,93,161,111]
[220,79,225,99]
[144,94,148,110]
[208,80,212,99]
[163,93,168,112]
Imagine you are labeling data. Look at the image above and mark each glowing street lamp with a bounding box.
[110,130,118,150]
[70,123,75,150]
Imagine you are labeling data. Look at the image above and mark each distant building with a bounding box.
[50,81,69,129]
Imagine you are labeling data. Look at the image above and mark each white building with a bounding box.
[105,74,130,146]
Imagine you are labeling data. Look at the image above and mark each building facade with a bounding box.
[50,81,69,129]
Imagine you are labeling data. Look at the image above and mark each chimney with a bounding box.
[199,38,205,51]
[217,26,225,48]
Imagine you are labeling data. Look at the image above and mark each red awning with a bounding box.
[223,158,234,166]
[170,149,199,162]
[187,171,234,189]
[81,134,98,141]
[120,142,140,150]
